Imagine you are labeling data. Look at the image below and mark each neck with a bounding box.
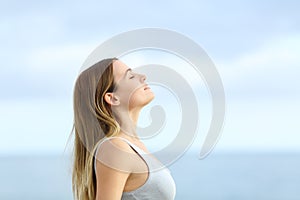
[114,107,142,139]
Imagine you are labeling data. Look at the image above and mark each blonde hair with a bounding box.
[69,57,120,200]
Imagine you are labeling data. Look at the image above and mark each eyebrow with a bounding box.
[123,68,132,78]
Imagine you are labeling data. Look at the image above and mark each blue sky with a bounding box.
[0,0,299,155]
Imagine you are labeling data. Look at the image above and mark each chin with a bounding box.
[131,94,155,108]
[140,95,155,107]
[146,91,155,103]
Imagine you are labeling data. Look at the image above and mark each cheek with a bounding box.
[116,83,136,99]
[123,81,140,93]
[128,89,143,103]
[129,88,154,107]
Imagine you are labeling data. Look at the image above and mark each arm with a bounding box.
[95,161,130,200]
[94,138,136,200]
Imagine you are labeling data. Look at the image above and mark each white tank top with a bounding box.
[94,137,176,200]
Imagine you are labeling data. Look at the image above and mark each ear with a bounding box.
[104,92,120,106]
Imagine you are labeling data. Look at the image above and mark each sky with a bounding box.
[0,0,299,155]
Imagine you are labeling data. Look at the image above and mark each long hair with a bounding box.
[70,57,120,200]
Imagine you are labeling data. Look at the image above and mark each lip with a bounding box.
[144,84,151,90]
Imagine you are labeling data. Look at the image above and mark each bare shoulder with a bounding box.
[105,137,135,153]
[97,137,137,156]
[95,137,139,173]
[94,137,151,199]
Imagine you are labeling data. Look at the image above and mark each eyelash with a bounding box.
[129,72,135,79]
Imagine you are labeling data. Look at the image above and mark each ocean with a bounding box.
[0,152,299,200]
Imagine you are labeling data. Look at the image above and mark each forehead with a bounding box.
[113,60,130,82]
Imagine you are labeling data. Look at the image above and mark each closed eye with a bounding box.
[129,71,135,79]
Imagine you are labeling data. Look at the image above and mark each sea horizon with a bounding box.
[1,151,299,200]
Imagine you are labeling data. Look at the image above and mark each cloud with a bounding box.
[25,43,96,73]
[0,42,99,100]
[216,35,300,98]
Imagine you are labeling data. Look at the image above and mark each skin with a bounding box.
[95,60,155,200]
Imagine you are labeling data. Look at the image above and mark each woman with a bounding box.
[71,58,176,200]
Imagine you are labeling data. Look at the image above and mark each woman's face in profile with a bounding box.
[112,60,155,109]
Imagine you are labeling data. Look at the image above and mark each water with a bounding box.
[169,152,300,200]
[0,152,299,200]
[0,155,73,200]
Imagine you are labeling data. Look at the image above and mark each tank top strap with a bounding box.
[108,136,147,156]
[94,136,148,161]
